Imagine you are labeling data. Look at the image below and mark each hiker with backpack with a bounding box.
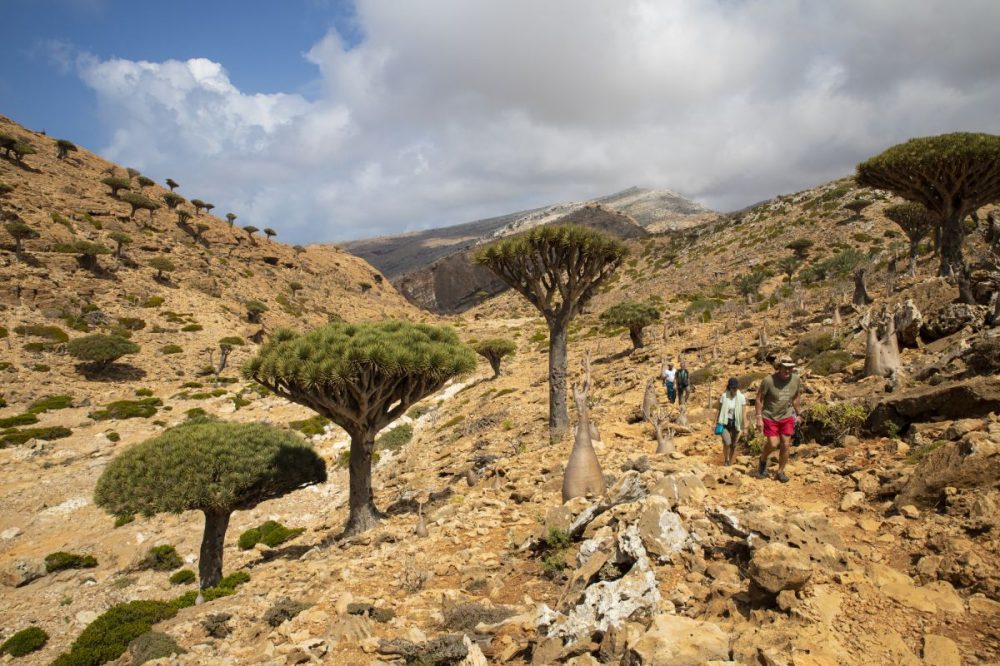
[754,355,803,482]
[676,360,690,405]
[715,377,748,466]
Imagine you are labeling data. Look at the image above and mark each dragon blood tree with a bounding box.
[95,421,325,588]
[475,224,626,439]
[244,321,475,534]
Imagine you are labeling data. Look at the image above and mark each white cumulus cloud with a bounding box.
[76,0,1000,243]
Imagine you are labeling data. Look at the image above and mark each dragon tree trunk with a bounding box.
[199,510,231,589]
[548,324,569,440]
[345,429,382,534]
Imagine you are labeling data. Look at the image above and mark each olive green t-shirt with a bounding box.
[759,372,800,420]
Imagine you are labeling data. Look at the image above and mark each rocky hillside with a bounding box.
[1,116,999,666]
[342,187,718,314]
[0,115,420,410]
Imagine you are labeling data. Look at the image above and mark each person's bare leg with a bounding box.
[777,435,790,471]
[758,436,778,476]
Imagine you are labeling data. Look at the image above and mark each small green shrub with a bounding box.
[907,440,945,465]
[161,344,182,355]
[289,415,330,436]
[809,350,853,376]
[407,404,433,419]
[31,364,50,372]
[0,413,39,428]
[50,599,178,666]
[1,426,72,446]
[806,401,868,443]
[135,388,154,397]
[0,626,49,657]
[792,330,841,361]
[142,296,165,308]
[45,551,98,573]
[237,520,305,550]
[139,545,183,572]
[688,365,719,385]
[116,317,146,331]
[27,394,73,414]
[169,571,250,609]
[89,398,162,421]
[168,569,196,585]
[106,431,121,443]
[13,324,69,342]
[126,631,186,664]
[438,415,465,431]
[376,423,413,452]
[180,324,203,332]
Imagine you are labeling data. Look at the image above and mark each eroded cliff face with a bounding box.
[396,252,508,313]
[394,204,657,313]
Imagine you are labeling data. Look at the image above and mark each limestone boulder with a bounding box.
[749,542,813,594]
[893,437,1000,510]
[626,614,729,666]
[867,376,1000,435]
[0,557,46,588]
[649,471,706,509]
[921,303,988,341]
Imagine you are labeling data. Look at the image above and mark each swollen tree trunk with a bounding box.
[548,324,569,440]
[853,268,873,306]
[345,429,381,535]
[562,375,604,503]
[199,510,231,589]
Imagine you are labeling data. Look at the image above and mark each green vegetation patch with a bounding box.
[138,545,182,572]
[160,344,182,355]
[1,426,72,447]
[237,520,305,550]
[89,398,162,421]
[376,423,413,452]
[168,569,196,585]
[0,626,49,657]
[791,330,841,361]
[28,394,73,413]
[289,415,330,437]
[0,413,39,428]
[809,350,853,376]
[13,324,69,342]
[51,599,179,666]
[45,551,98,573]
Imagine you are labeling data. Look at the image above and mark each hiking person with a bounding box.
[716,377,748,466]
[676,361,690,405]
[661,360,677,403]
[755,355,803,482]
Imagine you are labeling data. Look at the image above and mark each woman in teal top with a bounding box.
[716,377,748,466]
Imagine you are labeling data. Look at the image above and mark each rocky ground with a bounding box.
[1,117,998,665]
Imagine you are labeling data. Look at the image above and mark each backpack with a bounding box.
[676,368,689,387]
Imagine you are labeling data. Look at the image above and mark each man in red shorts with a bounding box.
[754,355,802,482]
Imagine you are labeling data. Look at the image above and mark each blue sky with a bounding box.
[3,1,1000,244]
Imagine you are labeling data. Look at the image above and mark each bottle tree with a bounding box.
[95,421,326,588]
[245,321,475,534]
[475,225,626,439]
[857,132,1000,279]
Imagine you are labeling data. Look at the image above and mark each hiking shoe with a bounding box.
[755,460,768,479]
[776,471,790,483]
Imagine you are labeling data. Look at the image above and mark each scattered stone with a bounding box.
[840,491,865,512]
[264,597,311,627]
[922,634,962,666]
[749,542,813,594]
[1,558,46,587]
[899,504,920,519]
[377,635,467,663]
[626,613,729,666]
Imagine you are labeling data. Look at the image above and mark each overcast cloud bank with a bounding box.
[71,0,1000,243]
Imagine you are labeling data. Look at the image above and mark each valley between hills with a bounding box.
[0,115,998,665]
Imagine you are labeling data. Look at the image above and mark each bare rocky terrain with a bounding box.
[1,116,998,665]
